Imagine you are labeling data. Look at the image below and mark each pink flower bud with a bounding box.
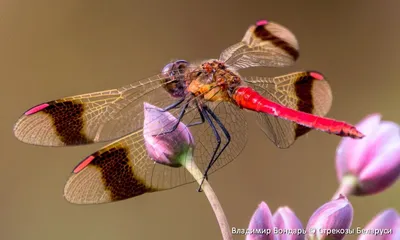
[306,195,353,240]
[246,202,275,240]
[273,207,304,240]
[358,209,400,240]
[143,102,194,167]
[335,113,400,195]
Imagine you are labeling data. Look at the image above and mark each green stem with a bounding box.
[183,152,232,240]
[332,175,358,200]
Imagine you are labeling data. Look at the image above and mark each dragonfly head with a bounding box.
[162,60,189,76]
[160,60,190,98]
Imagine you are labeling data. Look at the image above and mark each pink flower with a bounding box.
[358,209,400,240]
[246,202,275,240]
[143,102,194,167]
[246,197,353,240]
[335,113,400,196]
[306,195,353,240]
[273,207,304,240]
[245,202,304,240]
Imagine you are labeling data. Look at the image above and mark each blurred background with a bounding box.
[1,0,399,239]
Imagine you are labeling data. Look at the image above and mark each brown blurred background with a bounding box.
[1,0,399,239]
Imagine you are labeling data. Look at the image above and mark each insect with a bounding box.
[13,20,364,204]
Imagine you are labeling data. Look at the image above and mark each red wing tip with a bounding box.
[309,71,325,80]
[73,155,95,174]
[24,103,50,115]
[256,20,268,26]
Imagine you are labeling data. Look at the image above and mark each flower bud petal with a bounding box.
[357,141,400,195]
[335,113,400,195]
[273,207,304,240]
[336,114,381,179]
[358,209,400,240]
[246,202,275,240]
[306,195,353,240]
[143,102,194,167]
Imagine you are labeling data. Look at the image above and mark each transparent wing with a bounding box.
[244,71,332,148]
[64,99,248,204]
[13,67,198,146]
[219,20,299,70]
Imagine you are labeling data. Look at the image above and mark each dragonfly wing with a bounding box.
[220,20,299,69]
[64,100,248,204]
[13,70,189,146]
[244,71,332,148]
[219,42,246,64]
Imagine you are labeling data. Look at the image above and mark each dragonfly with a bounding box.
[13,19,364,204]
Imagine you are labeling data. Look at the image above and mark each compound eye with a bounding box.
[175,60,189,70]
[175,59,188,65]
[161,63,174,75]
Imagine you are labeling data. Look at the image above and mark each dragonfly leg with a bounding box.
[205,106,231,167]
[159,97,185,112]
[187,103,205,127]
[197,107,222,192]
[198,106,231,191]
[155,101,190,136]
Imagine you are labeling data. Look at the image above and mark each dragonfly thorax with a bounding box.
[186,59,243,102]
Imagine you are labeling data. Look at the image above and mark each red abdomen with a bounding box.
[233,87,364,139]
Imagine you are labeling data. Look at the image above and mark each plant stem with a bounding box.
[332,175,358,200]
[184,159,232,240]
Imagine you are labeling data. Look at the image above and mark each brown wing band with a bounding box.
[293,73,315,138]
[88,147,155,201]
[41,101,93,145]
[253,25,299,61]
